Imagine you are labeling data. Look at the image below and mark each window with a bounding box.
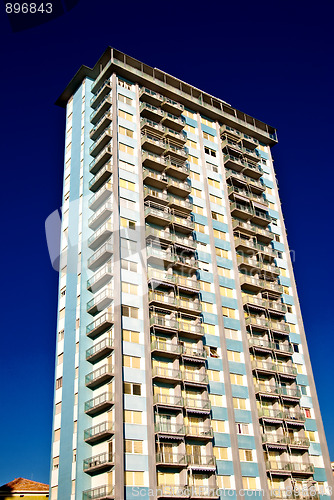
[195,223,205,234]
[124,471,144,486]
[55,402,62,415]
[208,178,220,189]
[118,79,132,90]
[203,131,215,142]
[124,410,142,424]
[208,369,220,382]
[217,266,231,278]
[187,139,197,149]
[120,197,136,211]
[52,456,59,469]
[185,124,196,134]
[224,328,240,340]
[119,179,135,191]
[211,211,224,222]
[201,302,214,313]
[120,217,136,229]
[125,439,143,454]
[216,248,228,259]
[121,238,137,253]
[119,160,136,173]
[121,259,138,272]
[207,162,219,173]
[201,117,214,127]
[211,420,225,433]
[242,477,256,490]
[304,408,311,418]
[123,355,141,369]
[283,286,290,295]
[227,350,241,362]
[56,377,63,389]
[119,125,134,138]
[192,187,202,198]
[222,307,236,319]
[190,171,200,182]
[59,308,65,320]
[122,305,139,319]
[122,282,139,295]
[188,155,199,165]
[51,486,58,500]
[209,394,223,406]
[293,344,299,353]
[123,329,140,343]
[220,286,233,298]
[57,354,63,365]
[233,397,246,410]
[213,229,226,240]
[239,449,253,462]
[193,204,204,215]
[203,323,216,335]
[210,194,222,205]
[204,146,216,157]
[199,281,211,292]
[217,476,231,489]
[236,423,249,435]
[214,447,228,460]
[119,143,134,155]
[230,374,243,385]
[119,94,133,106]
[118,109,133,121]
[60,287,66,297]
[183,109,195,119]
[124,382,142,396]
[54,429,61,441]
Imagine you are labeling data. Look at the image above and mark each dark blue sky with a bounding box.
[0,0,333,486]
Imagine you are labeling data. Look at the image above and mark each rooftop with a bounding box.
[0,477,49,493]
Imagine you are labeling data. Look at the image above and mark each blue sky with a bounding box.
[0,0,333,486]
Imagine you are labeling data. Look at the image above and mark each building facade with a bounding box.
[50,48,333,500]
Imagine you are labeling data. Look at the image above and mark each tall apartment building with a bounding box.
[50,48,333,500]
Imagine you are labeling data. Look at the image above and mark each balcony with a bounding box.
[226,170,265,194]
[288,437,310,448]
[252,209,271,227]
[147,268,176,286]
[258,407,284,420]
[283,410,305,423]
[177,298,201,315]
[89,128,112,158]
[175,276,200,292]
[89,181,112,211]
[139,87,164,106]
[156,485,188,498]
[242,133,259,149]
[232,219,274,243]
[267,300,287,315]
[143,169,168,189]
[164,156,190,180]
[88,202,113,230]
[167,178,191,197]
[85,363,114,389]
[146,228,173,249]
[276,364,297,378]
[245,316,269,330]
[142,151,166,171]
[279,386,301,399]
[150,313,178,331]
[221,138,243,155]
[262,280,283,295]
[145,203,171,225]
[168,196,193,213]
[178,319,204,338]
[155,422,185,437]
[146,246,176,266]
[90,80,111,108]
[156,452,187,467]
[148,291,177,309]
[290,462,314,474]
[153,393,184,409]
[86,310,114,339]
[181,346,206,362]
[140,102,164,120]
[151,340,182,358]
[90,96,112,124]
[186,426,213,440]
[89,145,112,175]
[88,221,113,250]
[84,392,114,416]
[243,296,287,315]
[163,127,187,146]
[220,124,242,139]
[161,97,184,115]
[273,342,294,356]
[164,143,188,162]
[152,366,182,383]
[270,321,290,335]
[144,188,169,205]
[87,287,113,315]
[265,461,292,474]
[83,485,114,500]
[242,160,263,180]
[224,154,245,172]
[141,133,166,154]
[141,117,165,135]
[89,162,112,192]
[228,186,268,208]
[184,397,211,413]
[90,112,112,141]
[84,421,114,444]
[161,111,185,131]
[230,202,253,220]
[171,213,194,233]
[243,147,260,162]
[174,254,199,271]
[254,384,280,397]
[86,336,114,364]
[182,370,209,386]
[251,359,278,374]
[237,256,262,273]
[87,242,113,271]
[262,433,288,446]
[87,262,113,293]
[187,455,216,470]
[83,452,114,475]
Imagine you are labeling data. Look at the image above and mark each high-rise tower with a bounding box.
[50,48,333,500]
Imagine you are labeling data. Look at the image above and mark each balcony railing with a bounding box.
[149,291,177,307]
[86,336,114,363]
[262,433,288,445]
[87,242,113,271]
[85,363,114,388]
[83,485,114,500]
[155,423,185,435]
[83,452,114,474]
[258,407,284,419]
[89,162,112,192]
[182,370,209,385]
[88,181,112,211]
[150,313,178,330]
[87,261,113,293]
[86,310,114,338]
[152,366,182,381]
[186,455,216,468]
[156,453,187,466]
[151,340,182,356]
[184,398,211,411]
[88,221,113,250]
[88,201,113,229]
[186,426,213,438]
[283,410,305,422]
[153,393,183,407]
[84,392,114,416]
[84,421,114,444]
